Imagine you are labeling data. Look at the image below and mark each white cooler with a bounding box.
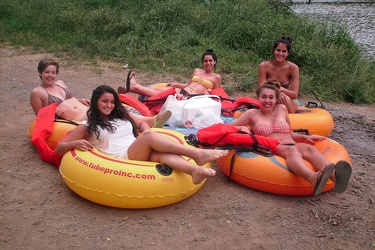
[181,95,222,127]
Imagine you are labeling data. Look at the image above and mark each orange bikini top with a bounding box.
[191,75,214,89]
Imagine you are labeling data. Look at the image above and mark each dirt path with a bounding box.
[0,47,374,249]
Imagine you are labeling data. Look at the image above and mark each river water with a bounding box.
[291,1,375,59]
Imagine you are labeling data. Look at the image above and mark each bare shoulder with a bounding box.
[192,68,202,75]
[30,86,44,95]
[214,72,222,81]
[244,108,260,119]
[55,80,68,88]
[245,109,261,125]
[287,61,299,70]
[259,60,271,68]
[275,104,289,115]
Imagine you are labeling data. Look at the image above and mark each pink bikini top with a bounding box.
[253,120,290,137]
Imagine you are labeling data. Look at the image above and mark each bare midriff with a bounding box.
[56,97,88,121]
[183,82,208,95]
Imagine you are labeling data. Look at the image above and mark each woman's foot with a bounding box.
[191,167,216,185]
[313,163,335,196]
[118,70,137,94]
[193,149,229,166]
[333,160,352,193]
[153,110,172,128]
[118,86,127,94]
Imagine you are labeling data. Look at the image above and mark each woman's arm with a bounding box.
[281,63,300,99]
[291,132,325,144]
[235,125,251,133]
[167,82,189,89]
[213,73,222,89]
[30,88,44,115]
[79,98,91,106]
[129,113,151,132]
[257,61,268,85]
[56,125,91,155]
[231,109,256,127]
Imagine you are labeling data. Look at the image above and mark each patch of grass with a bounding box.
[1,0,374,103]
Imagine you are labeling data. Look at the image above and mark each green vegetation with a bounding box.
[1,0,374,103]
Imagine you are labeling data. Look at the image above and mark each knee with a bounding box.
[284,95,292,102]
[299,145,319,156]
[140,130,155,137]
[288,147,304,159]
[277,145,301,158]
[306,145,319,154]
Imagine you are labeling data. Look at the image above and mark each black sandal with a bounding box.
[125,70,134,93]
[313,163,335,196]
[333,160,352,193]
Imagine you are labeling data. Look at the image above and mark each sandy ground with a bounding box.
[0,46,374,250]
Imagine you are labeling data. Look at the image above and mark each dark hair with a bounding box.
[256,80,281,99]
[86,85,137,140]
[37,59,59,79]
[201,49,218,63]
[272,36,293,53]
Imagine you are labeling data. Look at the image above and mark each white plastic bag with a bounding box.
[159,95,184,127]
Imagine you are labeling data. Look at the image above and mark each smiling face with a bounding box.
[40,65,57,86]
[273,43,289,62]
[258,88,277,111]
[97,92,115,118]
[202,55,216,71]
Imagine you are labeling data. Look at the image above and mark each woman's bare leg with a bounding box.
[127,130,228,166]
[285,99,298,114]
[279,95,297,114]
[296,143,334,179]
[149,151,216,184]
[274,145,319,185]
[132,111,171,128]
[296,144,330,171]
[127,73,172,97]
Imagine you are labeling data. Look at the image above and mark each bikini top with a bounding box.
[43,84,74,105]
[252,120,290,137]
[191,75,214,89]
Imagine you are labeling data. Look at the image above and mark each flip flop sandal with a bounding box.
[314,163,335,196]
[125,70,134,93]
[333,160,352,193]
[153,110,172,128]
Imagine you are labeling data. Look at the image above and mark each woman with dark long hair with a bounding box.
[258,36,299,113]
[118,49,222,99]
[56,85,228,185]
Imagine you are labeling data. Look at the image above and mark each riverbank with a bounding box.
[1,0,375,103]
[292,1,375,59]
[1,47,374,249]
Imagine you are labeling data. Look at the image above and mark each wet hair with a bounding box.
[273,36,293,53]
[201,49,218,64]
[37,59,59,79]
[86,85,137,140]
[256,80,281,99]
